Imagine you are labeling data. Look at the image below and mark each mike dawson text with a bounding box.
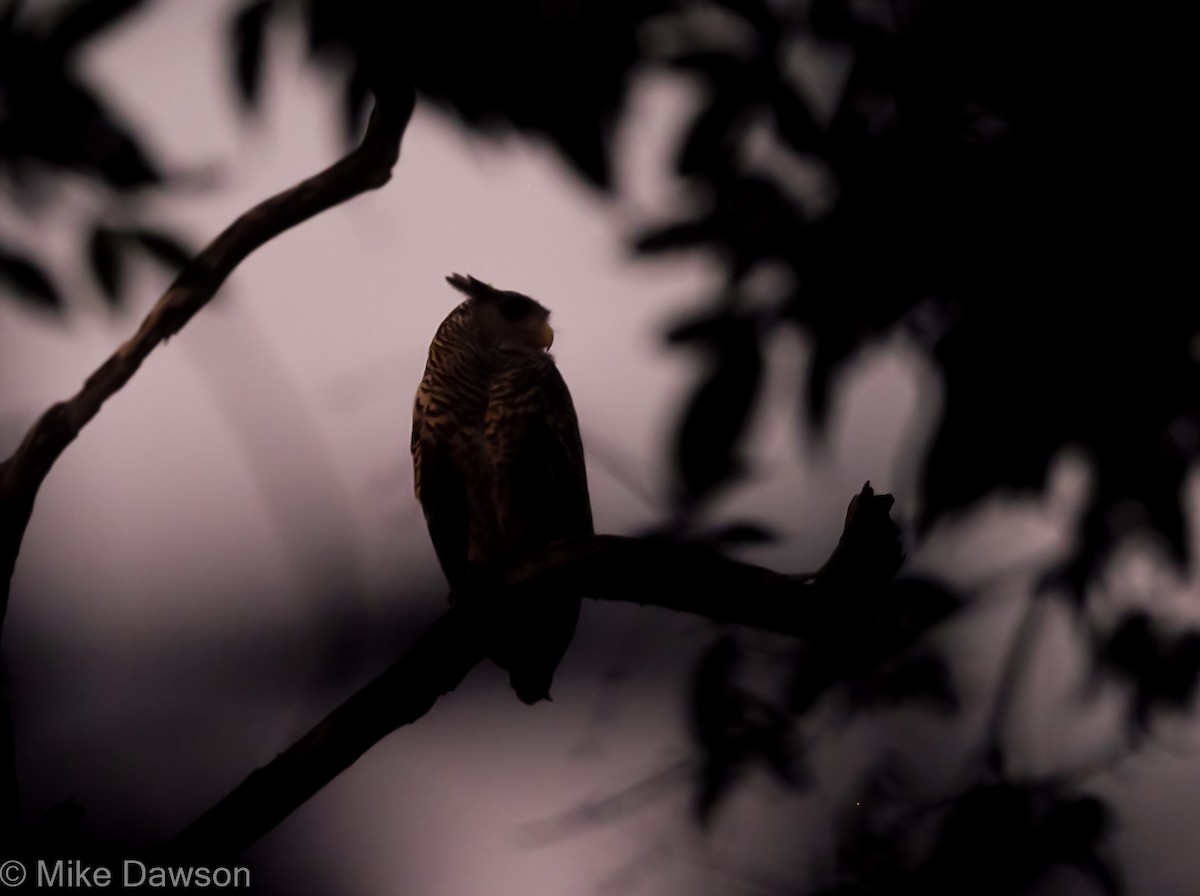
[36,859,250,889]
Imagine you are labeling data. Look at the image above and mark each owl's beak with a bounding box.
[537,321,555,350]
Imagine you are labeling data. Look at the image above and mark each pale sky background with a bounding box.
[1,2,1198,894]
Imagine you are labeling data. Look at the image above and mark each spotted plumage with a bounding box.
[412,273,592,703]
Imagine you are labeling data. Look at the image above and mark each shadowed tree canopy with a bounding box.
[219,0,1196,595]
[0,0,1194,893]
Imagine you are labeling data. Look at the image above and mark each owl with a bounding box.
[412,274,592,703]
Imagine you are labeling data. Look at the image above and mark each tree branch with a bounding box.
[502,487,902,636]
[165,485,902,858]
[167,604,487,859]
[0,93,415,630]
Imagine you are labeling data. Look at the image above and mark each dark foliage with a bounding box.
[0,0,192,312]
[225,0,673,183]
[231,0,273,109]
[84,222,192,308]
[0,0,160,191]
[212,0,1191,597]
[668,308,764,509]
[689,637,801,823]
[1094,611,1200,738]
[631,0,1194,602]
[0,242,61,311]
[817,775,1119,896]
[87,222,124,304]
[1,0,1191,892]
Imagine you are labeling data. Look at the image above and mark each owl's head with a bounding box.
[446,273,554,351]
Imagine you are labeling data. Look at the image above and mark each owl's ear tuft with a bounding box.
[446,273,498,302]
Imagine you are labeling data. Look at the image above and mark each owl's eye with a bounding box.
[498,295,534,321]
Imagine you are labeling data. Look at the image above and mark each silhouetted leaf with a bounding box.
[128,227,192,271]
[691,637,743,752]
[770,83,821,152]
[690,637,746,823]
[713,0,778,39]
[1095,613,1200,734]
[854,653,958,713]
[673,313,762,508]
[87,224,124,305]
[808,0,860,41]
[788,571,958,716]
[676,95,743,178]
[871,578,960,651]
[666,50,749,84]
[1068,850,1123,896]
[0,0,23,37]
[342,61,372,143]
[231,0,273,108]
[0,245,61,311]
[757,717,802,786]
[45,0,147,56]
[804,334,856,432]
[689,636,803,823]
[634,218,717,256]
[917,782,1117,896]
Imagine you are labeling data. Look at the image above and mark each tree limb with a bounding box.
[0,92,415,630]
[167,604,487,859]
[165,485,902,859]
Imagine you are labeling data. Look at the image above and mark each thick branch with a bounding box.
[167,604,486,859]
[509,535,816,634]
[503,484,903,637]
[165,486,901,858]
[0,93,415,628]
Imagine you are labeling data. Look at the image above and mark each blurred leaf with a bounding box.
[231,0,273,108]
[1095,612,1200,735]
[0,245,62,311]
[788,573,960,716]
[713,0,778,38]
[854,653,958,714]
[128,227,192,270]
[666,50,749,84]
[771,82,822,152]
[0,0,23,36]
[0,73,162,189]
[871,578,960,651]
[676,95,743,178]
[691,637,743,751]
[45,0,148,55]
[342,60,372,143]
[1068,849,1123,896]
[804,333,857,433]
[673,312,762,508]
[87,224,124,305]
[917,782,1118,896]
[635,217,716,256]
[689,637,746,824]
[689,636,802,823]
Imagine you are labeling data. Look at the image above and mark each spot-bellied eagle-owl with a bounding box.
[412,273,592,703]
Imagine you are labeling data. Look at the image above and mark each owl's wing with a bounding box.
[491,358,593,552]
[486,357,592,703]
[412,416,472,593]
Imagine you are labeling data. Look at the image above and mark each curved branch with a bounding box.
[165,486,902,859]
[0,93,415,628]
